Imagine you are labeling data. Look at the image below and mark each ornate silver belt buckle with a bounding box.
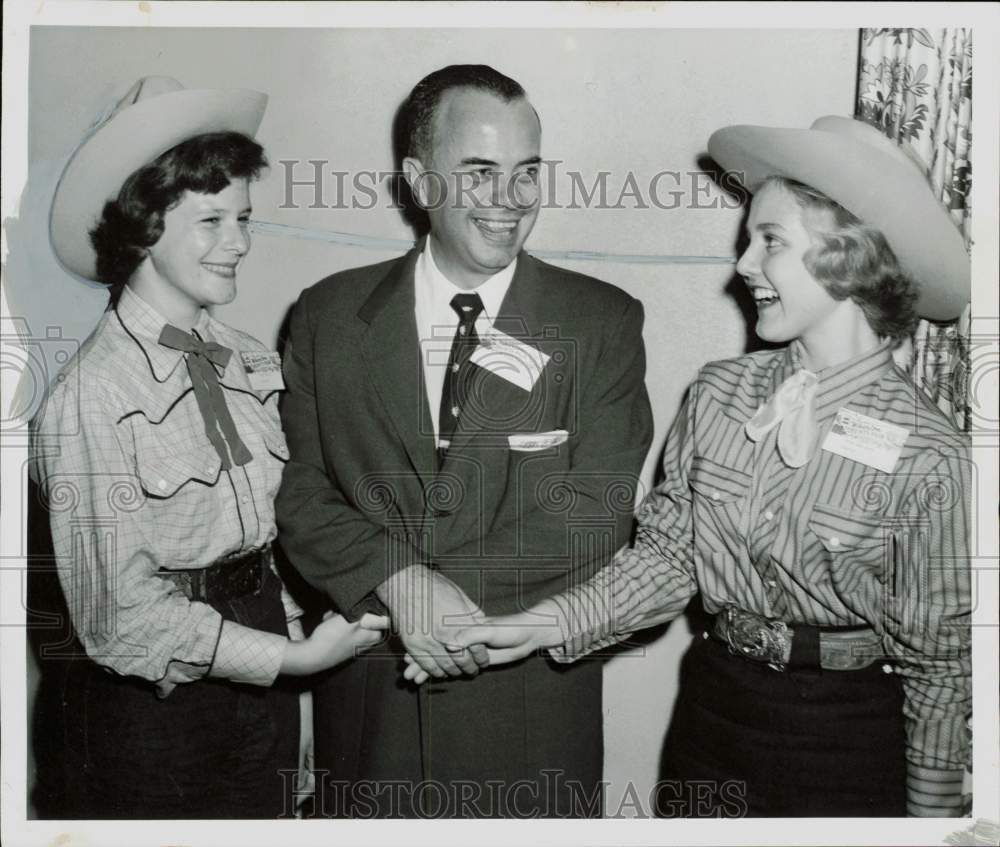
[724,607,791,672]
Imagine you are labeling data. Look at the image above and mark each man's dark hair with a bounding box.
[405,64,528,163]
[90,131,267,304]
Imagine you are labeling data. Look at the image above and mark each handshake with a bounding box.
[376,564,565,686]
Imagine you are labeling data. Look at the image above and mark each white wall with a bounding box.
[23,25,858,815]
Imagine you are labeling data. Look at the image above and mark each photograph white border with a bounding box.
[3,3,998,846]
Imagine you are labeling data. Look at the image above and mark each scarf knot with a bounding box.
[158,324,252,469]
[744,369,819,468]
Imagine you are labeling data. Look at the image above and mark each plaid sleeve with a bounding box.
[31,377,225,682]
[548,382,700,662]
[209,621,286,686]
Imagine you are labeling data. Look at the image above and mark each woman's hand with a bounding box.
[282,611,390,676]
[402,606,564,685]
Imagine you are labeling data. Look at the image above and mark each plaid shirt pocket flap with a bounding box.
[262,430,290,462]
[135,443,223,498]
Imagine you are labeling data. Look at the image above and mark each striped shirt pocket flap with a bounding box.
[808,503,887,553]
[136,444,223,498]
[688,456,752,503]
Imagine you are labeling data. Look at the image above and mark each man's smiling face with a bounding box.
[406,87,542,289]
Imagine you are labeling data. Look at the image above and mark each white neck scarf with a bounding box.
[744,369,820,468]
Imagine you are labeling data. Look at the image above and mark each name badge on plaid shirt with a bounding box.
[240,351,285,391]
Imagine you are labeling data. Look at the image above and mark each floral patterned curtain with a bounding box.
[856,28,973,432]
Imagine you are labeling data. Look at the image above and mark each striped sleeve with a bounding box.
[881,444,972,816]
[548,381,700,662]
[905,765,966,817]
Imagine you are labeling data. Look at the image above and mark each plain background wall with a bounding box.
[24,26,858,815]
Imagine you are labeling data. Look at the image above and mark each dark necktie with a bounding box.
[438,293,485,457]
[158,324,253,470]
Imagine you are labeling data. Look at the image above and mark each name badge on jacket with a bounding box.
[821,408,908,473]
[470,327,550,392]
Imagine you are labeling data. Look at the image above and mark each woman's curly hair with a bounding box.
[89,131,267,305]
[760,176,919,343]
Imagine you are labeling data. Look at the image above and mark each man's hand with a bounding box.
[402,603,564,685]
[376,564,489,679]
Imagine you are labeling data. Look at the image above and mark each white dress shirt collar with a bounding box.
[415,236,517,325]
[414,238,518,442]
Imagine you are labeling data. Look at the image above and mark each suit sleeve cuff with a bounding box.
[207,620,286,686]
[347,591,390,622]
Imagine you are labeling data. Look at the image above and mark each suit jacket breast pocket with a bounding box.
[508,442,571,511]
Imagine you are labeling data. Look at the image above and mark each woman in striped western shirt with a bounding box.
[32,77,387,818]
[426,117,972,817]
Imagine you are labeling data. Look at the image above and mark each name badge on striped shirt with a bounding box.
[240,351,285,391]
[821,408,908,473]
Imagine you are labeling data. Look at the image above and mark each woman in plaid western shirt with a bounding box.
[432,117,972,818]
[31,78,386,818]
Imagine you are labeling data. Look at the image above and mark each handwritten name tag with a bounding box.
[239,351,285,391]
[821,408,908,473]
[469,328,550,392]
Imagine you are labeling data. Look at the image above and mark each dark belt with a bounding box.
[157,545,270,604]
[711,606,885,672]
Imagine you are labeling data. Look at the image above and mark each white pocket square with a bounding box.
[507,430,569,451]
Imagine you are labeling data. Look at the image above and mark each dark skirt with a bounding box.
[657,633,906,818]
[52,566,300,819]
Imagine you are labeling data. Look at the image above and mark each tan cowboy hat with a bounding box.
[50,76,267,281]
[707,116,970,321]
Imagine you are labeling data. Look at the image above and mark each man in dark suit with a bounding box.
[276,64,653,818]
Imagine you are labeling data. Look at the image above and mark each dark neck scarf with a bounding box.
[158,324,253,469]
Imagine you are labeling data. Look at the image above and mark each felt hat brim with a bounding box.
[707,116,969,321]
[50,78,267,281]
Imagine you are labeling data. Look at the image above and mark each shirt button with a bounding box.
[451,405,460,418]
[158,479,168,491]
[452,363,460,373]
[241,494,250,504]
[459,326,467,336]
[763,509,774,521]
[881,663,894,674]
[767,579,777,588]
[711,490,721,501]
[829,536,841,548]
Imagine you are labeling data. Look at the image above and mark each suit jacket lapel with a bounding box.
[358,246,437,488]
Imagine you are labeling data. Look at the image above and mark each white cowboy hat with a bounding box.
[707,115,970,321]
[50,76,267,281]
